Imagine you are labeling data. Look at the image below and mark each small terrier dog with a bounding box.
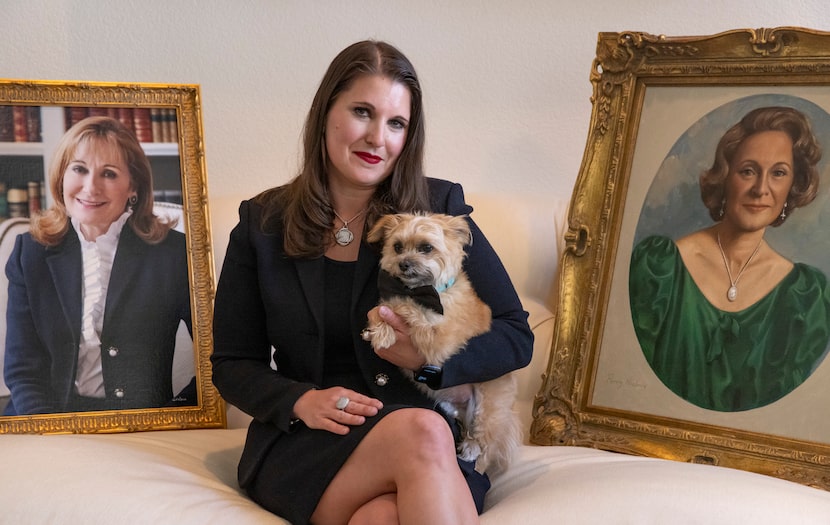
[362,212,520,474]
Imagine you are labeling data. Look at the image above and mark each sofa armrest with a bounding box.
[515,296,555,442]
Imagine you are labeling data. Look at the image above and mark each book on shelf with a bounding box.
[0,182,45,219]
[27,181,42,215]
[164,108,178,143]
[137,107,177,144]
[7,188,28,218]
[64,106,175,144]
[0,106,41,143]
[132,108,153,143]
[150,109,164,143]
[25,107,41,142]
[0,182,7,219]
[87,107,117,119]
[116,107,134,130]
[12,107,27,142]
[0,106,13,142]
[65,106,90,130]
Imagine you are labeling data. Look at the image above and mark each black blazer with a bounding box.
[211,178,533,487]
[4,225,192,415]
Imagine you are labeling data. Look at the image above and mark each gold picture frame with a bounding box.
[0,79,224,433]
[531,27,830,489]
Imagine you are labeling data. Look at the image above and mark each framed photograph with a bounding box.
[531,27,830,489]
[0,79,224,433]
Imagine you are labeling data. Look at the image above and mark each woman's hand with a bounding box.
[293,388,383,435]
[367,305,427,370]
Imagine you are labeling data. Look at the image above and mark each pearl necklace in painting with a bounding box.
[332,208,367,247]
[716,232,763,302]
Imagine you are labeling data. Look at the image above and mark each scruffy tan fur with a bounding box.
[362,212,520,475]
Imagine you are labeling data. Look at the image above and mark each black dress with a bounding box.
[245,258,489,524]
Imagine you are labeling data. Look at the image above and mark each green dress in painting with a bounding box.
[629,235,830,412]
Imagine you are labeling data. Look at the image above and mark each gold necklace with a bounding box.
[332,208,367,246]
[716,232,763,302]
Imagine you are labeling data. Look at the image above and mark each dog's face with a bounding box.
[367,213,472,289]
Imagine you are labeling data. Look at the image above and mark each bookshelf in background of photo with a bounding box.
[0,105,183,221]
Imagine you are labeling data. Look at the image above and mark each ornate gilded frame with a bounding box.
[0,80,224,433]
[531,28,830,489]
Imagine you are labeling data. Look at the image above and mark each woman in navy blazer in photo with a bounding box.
[4,116,193,416]
[211,40,533,525]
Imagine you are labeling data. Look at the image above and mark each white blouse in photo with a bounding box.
[71,211,132,398]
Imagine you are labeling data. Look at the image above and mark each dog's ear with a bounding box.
[366,214,402,243]
[442,214,473,247]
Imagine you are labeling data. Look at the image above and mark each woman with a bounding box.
[211,40,533,524]
[630,106,830,412]
[4,116,193,415]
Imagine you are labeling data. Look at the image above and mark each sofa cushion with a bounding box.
[4,424,830,524]
[0,428,285,524]
[484,445,830,524]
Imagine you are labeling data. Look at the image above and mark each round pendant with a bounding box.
[727,285,738,302]
[335,226,354,246]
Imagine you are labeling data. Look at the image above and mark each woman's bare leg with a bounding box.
[310,408,479,525]
[347,493,397,525]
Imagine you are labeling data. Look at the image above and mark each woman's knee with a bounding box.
[380,409,456,459]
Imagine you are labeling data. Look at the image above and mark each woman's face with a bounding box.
[63,138,136,241]
[324,74,411,192]
[723,130,795,233]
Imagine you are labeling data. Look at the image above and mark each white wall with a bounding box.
[2,0,829,308]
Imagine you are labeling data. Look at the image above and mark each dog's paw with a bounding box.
[457,439,482,463]
[367,322,397,350]
[360,327,375,341]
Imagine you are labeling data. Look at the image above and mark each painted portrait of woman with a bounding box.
[629,95,830,412]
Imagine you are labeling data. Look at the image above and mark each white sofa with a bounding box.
[3,196,830,524]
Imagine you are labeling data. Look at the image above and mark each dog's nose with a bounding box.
[399,260,411,273]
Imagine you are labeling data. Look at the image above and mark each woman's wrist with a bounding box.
[413,364,443,389]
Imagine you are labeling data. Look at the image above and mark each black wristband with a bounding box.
[413,364,443,389]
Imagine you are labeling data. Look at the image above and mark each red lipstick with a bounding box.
[355,152,382,165]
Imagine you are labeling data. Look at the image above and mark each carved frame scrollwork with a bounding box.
[531,27,830,490]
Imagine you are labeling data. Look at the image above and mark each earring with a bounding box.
[129,195,138,207]
[718,198,725,219]
[780,201,788,221]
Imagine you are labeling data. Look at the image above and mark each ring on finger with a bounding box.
[335,396,350,411]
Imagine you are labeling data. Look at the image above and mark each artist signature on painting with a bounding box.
[606,374,647,391]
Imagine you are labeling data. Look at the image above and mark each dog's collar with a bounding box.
[377,269,444,315]
[434,278,455,293]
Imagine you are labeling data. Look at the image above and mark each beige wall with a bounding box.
[2,0,829,307]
